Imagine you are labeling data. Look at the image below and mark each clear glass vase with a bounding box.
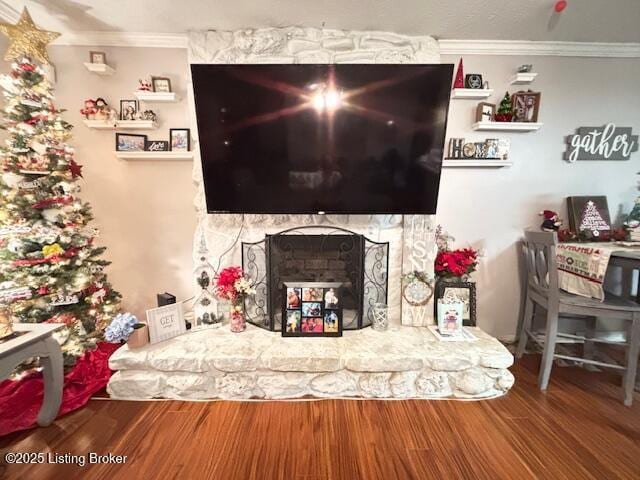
[371,303,389,331]
[229,302,246,333]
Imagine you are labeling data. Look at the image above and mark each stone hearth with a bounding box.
[107,326,514,400]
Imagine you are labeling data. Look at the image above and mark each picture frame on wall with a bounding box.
[120,99,138,121]
[475,102,496,122]
[151,76,172,93]
[116,133,147,152]
[435,282,476,326]
[89,51,106,64]
[282,282,342,337]
[511,91,541,123]
[146,302,186,344]
[170,128,191,151]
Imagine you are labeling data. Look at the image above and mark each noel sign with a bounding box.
[564,123,638,163]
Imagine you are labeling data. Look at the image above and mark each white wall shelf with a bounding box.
[443,159,512,168]
[83,120,157,130]
[451,88,493,99]
[114,151,193,160]
[83,62,115,76]
[134,91,177,102]
[472,121,543,132]
[509,72,538,85]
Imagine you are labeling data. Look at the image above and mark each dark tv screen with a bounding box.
[191,64,452,214]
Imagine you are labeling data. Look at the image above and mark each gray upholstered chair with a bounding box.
[516,230,640,406]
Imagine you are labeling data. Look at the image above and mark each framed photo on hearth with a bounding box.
[282,282,342,337]
[435,282,477,326]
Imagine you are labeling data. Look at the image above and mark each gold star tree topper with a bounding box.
[0,7,60,64]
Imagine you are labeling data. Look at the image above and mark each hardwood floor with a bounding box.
[1,355,639,480]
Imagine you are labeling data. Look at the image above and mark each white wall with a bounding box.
[439,54,640,339]
[2,38,638,339]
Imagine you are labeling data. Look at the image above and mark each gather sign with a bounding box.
[564,123,638,163]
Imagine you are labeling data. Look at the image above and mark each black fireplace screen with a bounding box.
[242,226,388,331]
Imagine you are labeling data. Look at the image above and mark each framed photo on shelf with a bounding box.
[116,133,147,152]
[170,128,191,151]
[511,91,541,122]
[464,74,483,89]
[476,102,496,122]
[435,282,477,326]
[152,76,172,93]
[146,302,186,344]
[145,140,169,152]
[282,282,342,337]
[89,51,106,64]
[119,99,138,121]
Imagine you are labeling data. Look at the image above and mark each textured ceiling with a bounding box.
[3,0,640,42]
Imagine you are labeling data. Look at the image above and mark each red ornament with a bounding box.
[38,286,50,295]
[32,195,73,209]
[554,1,567,13]
[69,159,83,178]
[453,58,464,89]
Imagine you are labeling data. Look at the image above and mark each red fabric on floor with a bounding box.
[0,342,120,437]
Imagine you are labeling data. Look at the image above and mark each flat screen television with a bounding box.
[191,64,453,214]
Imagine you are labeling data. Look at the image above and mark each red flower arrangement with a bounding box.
[434,225,479,279]
[214,266,244,302]
[435,248,478,279]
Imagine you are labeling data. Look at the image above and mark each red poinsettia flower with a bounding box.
[435,247,479,278]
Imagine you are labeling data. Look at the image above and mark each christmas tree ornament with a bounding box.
[495,92,513,122]
[0,8,60,64]
[0,305,14,339]
[69,159,83,178]
[453,58,464,89]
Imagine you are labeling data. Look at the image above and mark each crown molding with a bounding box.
[52,31,188,48]
[0,4,637,59]
[438,39,640,57]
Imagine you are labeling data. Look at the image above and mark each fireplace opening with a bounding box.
[242,226,388,331]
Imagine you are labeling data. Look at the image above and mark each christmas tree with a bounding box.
[579,201,610,237]
[495,92,513,122]
[0,58,121,369]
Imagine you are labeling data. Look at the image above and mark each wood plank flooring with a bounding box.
[1,355,639,480]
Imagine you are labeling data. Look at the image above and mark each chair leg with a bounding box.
[516,291,534,359]
[584,317,597,362]
[538,305,559,391]
[622,315,640,407]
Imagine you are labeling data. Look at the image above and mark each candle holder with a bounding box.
[371,303,389,331]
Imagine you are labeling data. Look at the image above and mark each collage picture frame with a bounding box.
[282,282,343,337]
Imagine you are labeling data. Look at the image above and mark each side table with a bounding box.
[0,323,64,426]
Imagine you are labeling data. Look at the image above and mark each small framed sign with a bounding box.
[145,140,169,152]
[435,281,476,326]
[146,302,186,344]
[282,282,342,337]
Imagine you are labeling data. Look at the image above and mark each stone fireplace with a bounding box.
[241,227,388,331]
[105,28,517,402]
